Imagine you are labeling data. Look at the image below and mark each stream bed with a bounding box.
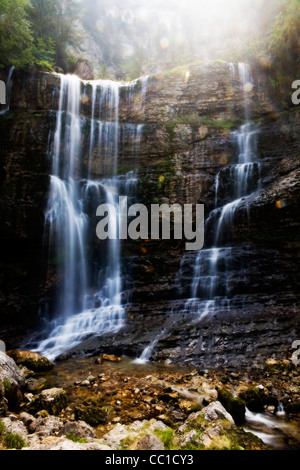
[36,356,300,450]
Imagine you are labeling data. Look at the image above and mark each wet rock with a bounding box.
[80,380,90,386]
[6,350,54,372]
[218,388,246,426]
[28,388,67,416]
[238,386,266,413]
[74,395,112,426]
[95,357,103,364]
[87,375,96,383]
[102,354,121,362]
[0,351,25,411]
[26,377,48,393]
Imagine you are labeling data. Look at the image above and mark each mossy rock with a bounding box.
[74,395,113,426]
[28,388,67,416]
[238,387,266,413]
[220,427,271,451]
[218,388,246,426]
[6,350,54,372]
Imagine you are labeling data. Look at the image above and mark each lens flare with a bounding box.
[160,37,169,49]
[276,200,287,209]
[244,82,253,93]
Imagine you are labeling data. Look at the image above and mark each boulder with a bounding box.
[1,414,28,441]
[201,401,234,423]
[238,386,266,413]
[0,351,25,411]
[30,415,64,435]
[218,388,246,426]
[59,420,96,439]
[28,388,67,416]
[6,350,54,372]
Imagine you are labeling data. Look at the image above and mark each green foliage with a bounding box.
[0,0,82,71]
[4,433,27,450]
[154,429,174,450]
[0,420,6,435]
[166,113,241,138]
[0,0,33,68]
[3,377,11,393]
[268,0,300,66]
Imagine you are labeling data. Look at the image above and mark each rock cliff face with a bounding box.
[0,63,299,368]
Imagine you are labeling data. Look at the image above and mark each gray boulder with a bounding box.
[0,351,25,410]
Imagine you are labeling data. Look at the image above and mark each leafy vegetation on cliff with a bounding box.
[0,0,81,71]
[1,0,300,83]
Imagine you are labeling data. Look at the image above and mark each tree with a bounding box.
[27,0,57,68]
[0,0,33,68]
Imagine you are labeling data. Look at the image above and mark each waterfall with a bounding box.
[0,66,15,115]
[32,74,146,361]
[133,329,166,364]
[180,63,260,319]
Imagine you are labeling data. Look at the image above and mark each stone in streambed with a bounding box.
[28,388,67,416]
[6,350,54,372]
[102,354,122,362]
[74,395,113,426]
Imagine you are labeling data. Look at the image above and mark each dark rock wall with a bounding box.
[0,64,299,368]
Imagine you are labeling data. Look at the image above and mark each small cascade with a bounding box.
[228,62,235,78]
[133,339,159,365]
[0,66,15,115]
[31,74,147,361]
[180,63,260,319]
[133,329,166,364]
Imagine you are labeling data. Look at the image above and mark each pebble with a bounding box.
[81,380,90,386]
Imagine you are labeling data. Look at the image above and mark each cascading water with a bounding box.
[180,63,260,319]
[0,66,15,115]
[32,74,145,361]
